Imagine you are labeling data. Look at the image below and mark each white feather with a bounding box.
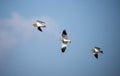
[94,48,99,53]
[61,43,67,48]
[36,22,43,27]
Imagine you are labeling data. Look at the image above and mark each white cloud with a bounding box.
[0,12,61,51]
[0,30,17,50]
[0,12,33,51]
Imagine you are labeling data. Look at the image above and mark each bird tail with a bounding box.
[42,25,46,28]
[100,51,103,54]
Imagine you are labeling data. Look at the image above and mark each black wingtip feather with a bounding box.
[38,27,42,32]
[94,54,98,59]
[62,29,67,35]
[100,51,103,54]
[61,47,66,53]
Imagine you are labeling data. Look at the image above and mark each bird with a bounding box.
[32,20,46,32]
[60,29,71,53]
[91,47,103,59]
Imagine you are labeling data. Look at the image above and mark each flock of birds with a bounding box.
[32,20,104,59]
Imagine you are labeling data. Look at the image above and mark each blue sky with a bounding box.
[0,0,120,76]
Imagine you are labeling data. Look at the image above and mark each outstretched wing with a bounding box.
[95,47,100,50]
[94,53,98,59]
[61,47,66,53]
[62,29,67,39]
[36,20,45,24]
[37,27,42,32]
[61,43,67,53]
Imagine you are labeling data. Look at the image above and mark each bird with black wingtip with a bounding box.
[60,29,71,53]
[33,20,46,32]
[91,47,104,59]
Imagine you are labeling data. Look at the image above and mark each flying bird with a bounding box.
[60,29,71,53]
[33,20,46,32]
[91,47,103,59]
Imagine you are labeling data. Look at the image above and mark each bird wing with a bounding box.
[95,47,100,50]
[61,47,66,53]
[94,53,98,59]
[36,20,45,24]
[37,27,42,32]
[62,29,68,39]
[61,43,67,53]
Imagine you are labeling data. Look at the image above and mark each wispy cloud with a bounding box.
[0,12,61,51]
[0,12,33,51]
[0,30,17,51]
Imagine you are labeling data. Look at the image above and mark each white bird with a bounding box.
[61,29,71,53]
[91,47,103,59]
[33,20,46,32]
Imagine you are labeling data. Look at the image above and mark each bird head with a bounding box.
[33,24,37,27]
